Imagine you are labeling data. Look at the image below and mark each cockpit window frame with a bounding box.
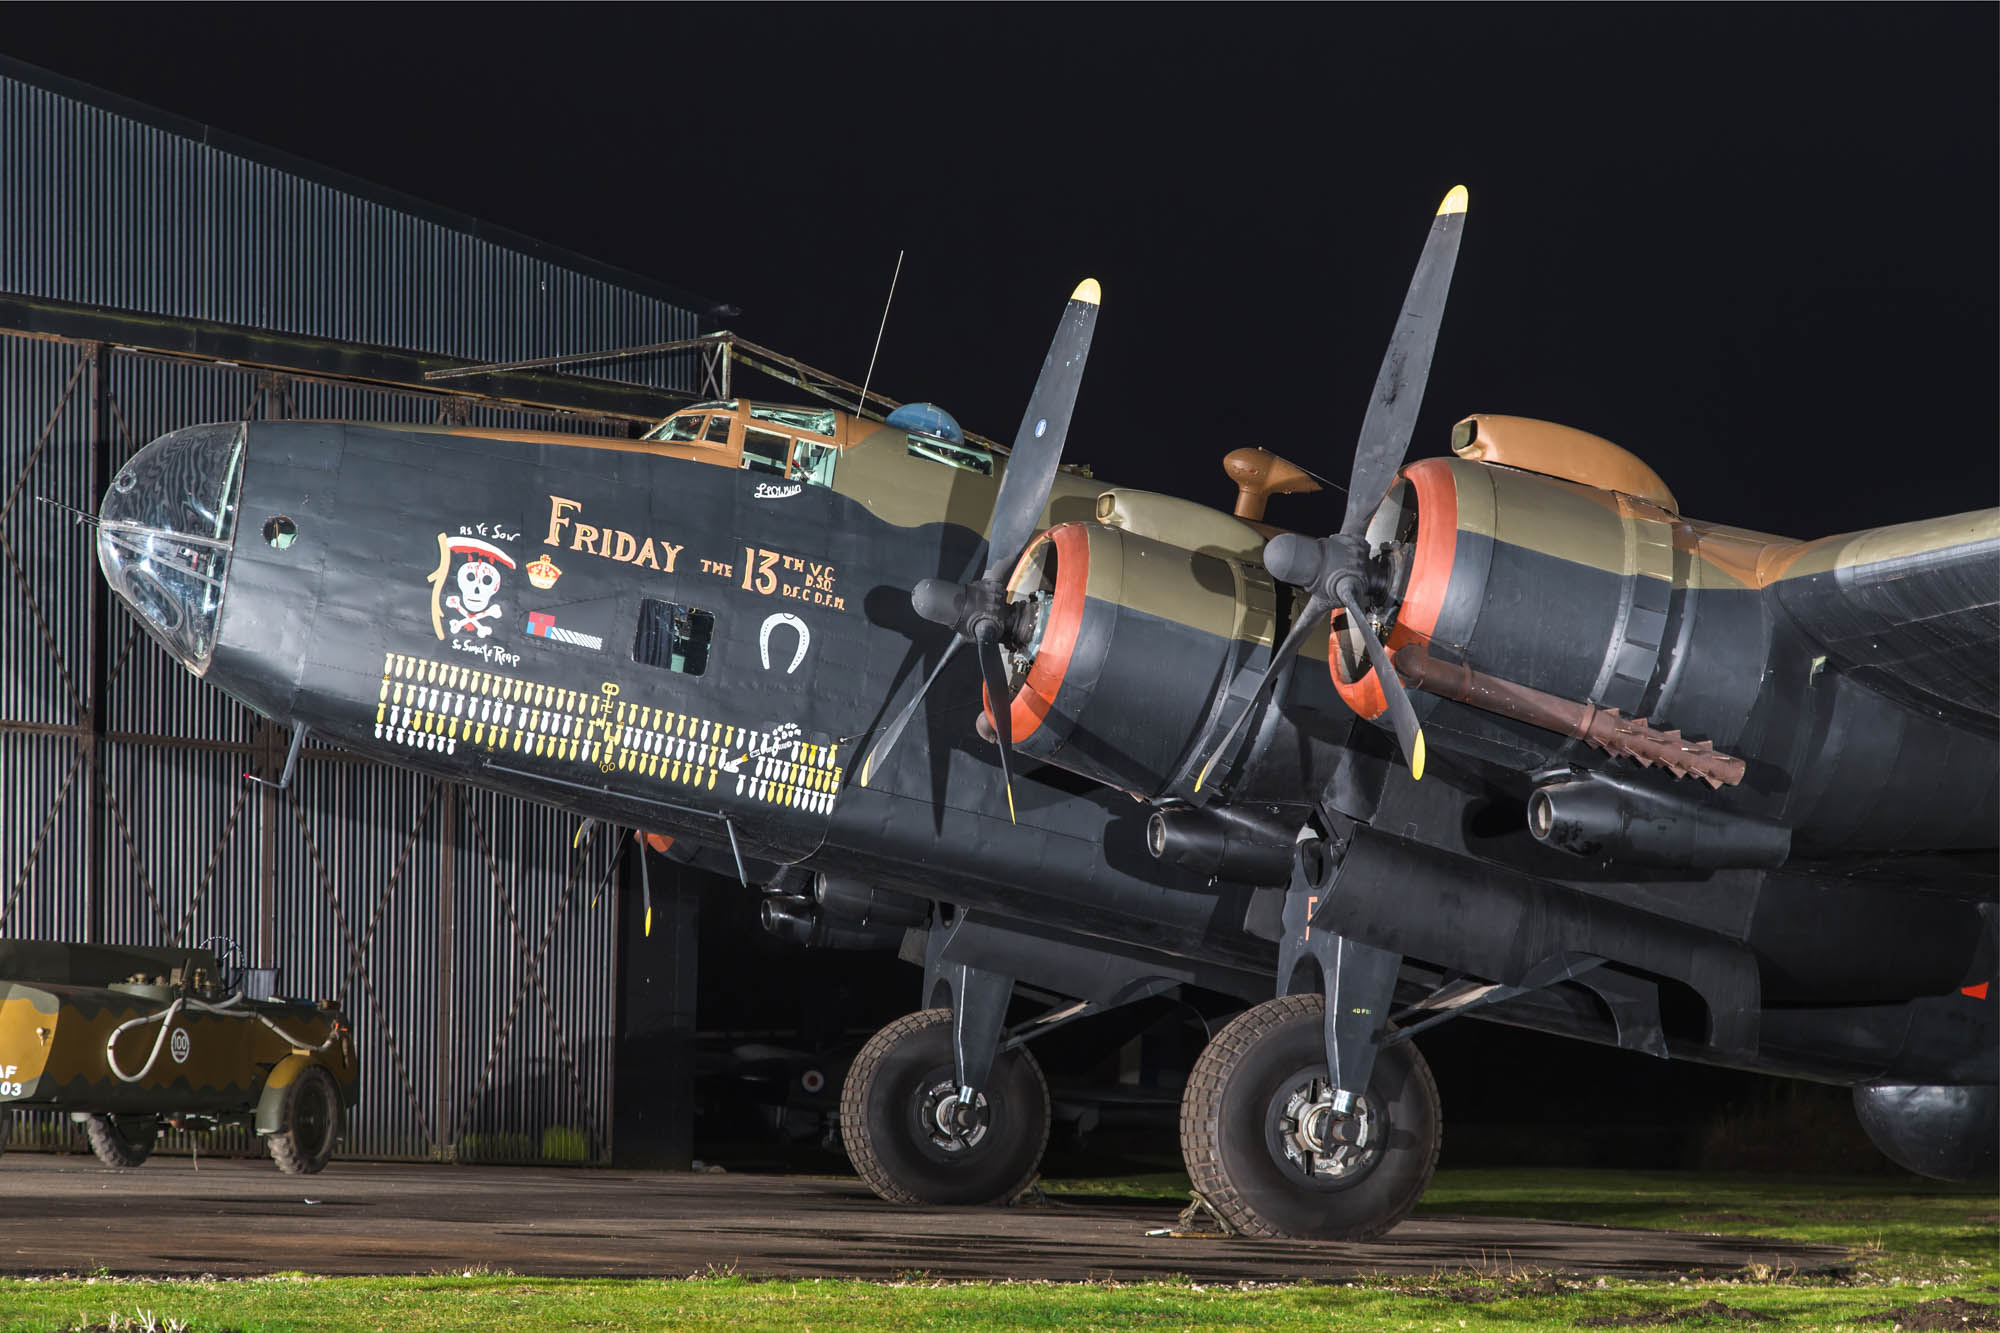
[906,431,994,476]
[643,401,742,446]
[750,404,839,437]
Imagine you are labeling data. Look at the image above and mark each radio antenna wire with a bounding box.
[855,249,905,419]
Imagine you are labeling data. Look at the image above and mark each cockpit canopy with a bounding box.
[642,400,841,488]
[640,399,995,486]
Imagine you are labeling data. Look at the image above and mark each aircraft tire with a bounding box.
[85,1113,159,1169]
[1180,993,1440,1240]
[840,1008,1050,1206]
[268,1066,342,1175]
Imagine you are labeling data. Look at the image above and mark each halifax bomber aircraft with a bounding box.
[93,189,1998,1239]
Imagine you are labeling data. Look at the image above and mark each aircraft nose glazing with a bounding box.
[96,422,247,676]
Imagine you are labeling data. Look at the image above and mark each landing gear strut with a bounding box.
[1180,993,1440,1239]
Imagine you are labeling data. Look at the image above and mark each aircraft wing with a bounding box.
[1768,509,2000,737]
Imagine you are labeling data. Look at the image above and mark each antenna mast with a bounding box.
[854,250,904,418]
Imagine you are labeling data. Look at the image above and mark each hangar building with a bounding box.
[0,56,718,1165]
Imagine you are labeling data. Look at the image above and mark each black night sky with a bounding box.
[4,7,1994,542]
[3,8,1994,1167]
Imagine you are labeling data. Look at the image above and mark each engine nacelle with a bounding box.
[1333,451,1756,745]
[995,521,1274,798]
[1343,439,1996,852]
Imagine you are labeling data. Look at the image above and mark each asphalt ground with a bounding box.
[0,1157,1849,1283]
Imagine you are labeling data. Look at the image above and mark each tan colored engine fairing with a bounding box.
[1453,414,1680,513]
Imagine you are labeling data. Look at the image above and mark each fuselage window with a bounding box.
[906,432,993,476]
[742,427,791,476]
[632,598,714,676]
[790,437,838,488]
[703,415,734,445]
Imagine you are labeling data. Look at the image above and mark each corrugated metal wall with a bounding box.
[0,61,699,1164]
[0,66,697,383]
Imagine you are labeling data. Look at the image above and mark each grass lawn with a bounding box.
[0,1169,1991,1332]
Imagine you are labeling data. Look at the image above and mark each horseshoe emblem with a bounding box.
[759,613,810,674]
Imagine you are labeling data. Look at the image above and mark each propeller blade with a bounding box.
[982,278,1102,582]
[589,826,631,910]
[1333,583,1426,780]
[1194,590,1334,792]
[638,831,654,938]
[858,636,965,788]
[1341,185,1468,536]
[976,634,1018,824]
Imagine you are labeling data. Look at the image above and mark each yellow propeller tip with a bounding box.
[1070,277,1102,306]
[1437,185,1469,217]
[859,757,873,787]
[644,906,653,938]
[1005,785,1018,825]
[1411,730,1427,781]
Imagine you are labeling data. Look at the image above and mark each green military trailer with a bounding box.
[0,940,357,1173]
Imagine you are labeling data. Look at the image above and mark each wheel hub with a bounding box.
[921,1079,989,1152]
[1272,1077,1380,1181]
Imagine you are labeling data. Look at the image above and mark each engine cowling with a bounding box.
[990,521,1275,798]
[1334,451,1768,767]
[1337,435,1997,852]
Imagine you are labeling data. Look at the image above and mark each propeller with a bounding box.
[580,821,657,937]
[1194,185,1468,791]
[856,278,1103,821]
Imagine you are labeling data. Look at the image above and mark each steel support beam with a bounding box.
[84,342,110,944]
[0,293,689,425]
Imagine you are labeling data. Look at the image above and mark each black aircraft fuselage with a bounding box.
[98,408,1995,1082]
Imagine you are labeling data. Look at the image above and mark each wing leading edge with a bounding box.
[1768,509,2000,737]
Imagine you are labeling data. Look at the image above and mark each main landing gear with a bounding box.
[842,884,1440,1240]
[841,988,1440,1238]
[840,1008,1050,1206]
[1180,994,1439,1239]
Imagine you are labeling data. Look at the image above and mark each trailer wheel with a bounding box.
[840,1008,1049,1206]
[85,1113,159,1168]
[268,1065,342,1174]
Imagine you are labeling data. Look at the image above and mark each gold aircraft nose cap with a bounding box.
[1070,277,1102,306]
[1437,185,1469,216]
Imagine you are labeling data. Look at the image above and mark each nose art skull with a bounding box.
[456,560,500,611]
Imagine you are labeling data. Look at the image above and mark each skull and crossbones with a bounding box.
[446,560,504,637]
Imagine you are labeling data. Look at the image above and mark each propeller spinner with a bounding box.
[857,278,1103,820]
[1195,185,1469,791]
